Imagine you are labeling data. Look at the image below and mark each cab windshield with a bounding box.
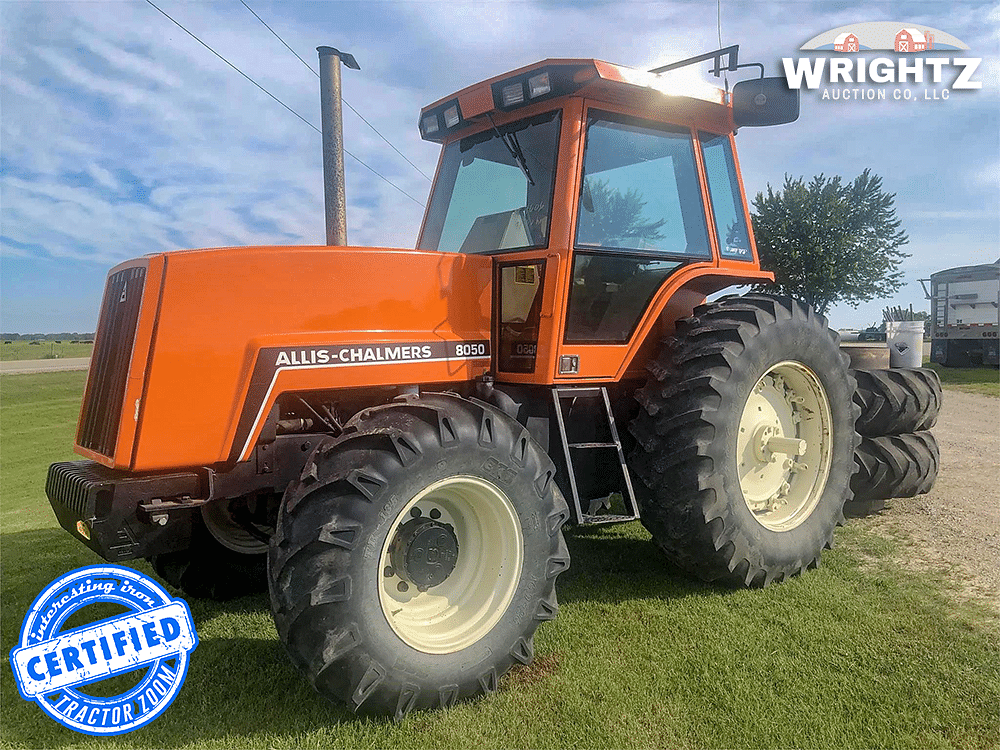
[418,110,561,254]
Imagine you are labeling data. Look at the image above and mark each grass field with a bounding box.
[0,341,94,362]
[925,361,999,397]
[2,371,998,749]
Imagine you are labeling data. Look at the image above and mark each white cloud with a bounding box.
[972,161,1000,186]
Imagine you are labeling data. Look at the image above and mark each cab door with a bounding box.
[556,104,716,380]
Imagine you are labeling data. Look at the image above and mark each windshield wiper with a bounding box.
[487,113,534,186]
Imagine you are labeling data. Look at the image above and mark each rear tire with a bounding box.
[850,432,940,502]
[852,368,942,436]
[629,295,860,587]
[268,394,569,718]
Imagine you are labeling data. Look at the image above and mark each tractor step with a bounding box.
[580,514,638,525]
[551,386,639,526]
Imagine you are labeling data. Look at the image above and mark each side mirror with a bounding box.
[732,77,800,127]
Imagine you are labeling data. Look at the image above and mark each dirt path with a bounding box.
[852,389,1000,612]
[0,357,90,375]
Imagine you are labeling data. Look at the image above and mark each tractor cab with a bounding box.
[415,52,797,384]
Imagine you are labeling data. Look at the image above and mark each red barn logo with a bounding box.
[834,32,860,52]
[895,28,934,52]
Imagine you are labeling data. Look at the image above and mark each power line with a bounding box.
[143,0,425,207]
[146,0,318,134]
[238,0,432,182]
[238,0,318,77]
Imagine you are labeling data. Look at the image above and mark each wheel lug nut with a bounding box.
[384,566,394,578]
[429,508,441,520]
[410,507,422,518]
[397,581,409,593]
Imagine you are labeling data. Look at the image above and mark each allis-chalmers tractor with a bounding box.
[47,49,862,718]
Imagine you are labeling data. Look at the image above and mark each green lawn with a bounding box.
[2,372,998,749]
[0,341,94,362]
[925,361,999,397]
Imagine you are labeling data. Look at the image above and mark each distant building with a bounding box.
[895,28,934,52]
[834,32,860,52]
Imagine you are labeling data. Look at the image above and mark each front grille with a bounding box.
[78,266,146,457]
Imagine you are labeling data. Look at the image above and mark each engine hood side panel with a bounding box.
[129,246,492,471]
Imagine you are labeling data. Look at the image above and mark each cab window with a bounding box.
[418,110,561,254]
[575,112,710,258]
[699,132,753,261]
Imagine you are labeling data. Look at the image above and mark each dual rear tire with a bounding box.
[845,368,942,515]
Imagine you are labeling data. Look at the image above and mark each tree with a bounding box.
[750,169,909,315]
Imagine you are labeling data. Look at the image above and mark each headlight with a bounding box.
[501,83,525,107]
[528,72,551,98]
[421,114,439,135]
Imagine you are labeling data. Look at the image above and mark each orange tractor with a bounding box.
[47,48,862,717]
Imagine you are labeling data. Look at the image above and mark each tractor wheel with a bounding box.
[852,368,942,436]
[629,295,860,587]
[849,432,940,502]
[268,394,569,719]
[149,496,270,600]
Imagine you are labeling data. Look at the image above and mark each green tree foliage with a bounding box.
[750,169,909,315]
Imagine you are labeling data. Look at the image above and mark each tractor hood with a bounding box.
[77,245,493,471]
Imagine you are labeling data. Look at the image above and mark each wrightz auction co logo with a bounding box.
[9,566,198,736]
[783,21,981,103]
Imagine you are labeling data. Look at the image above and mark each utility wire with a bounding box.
[144,0,425,207]
[146,0,318,134]
[238,0,318,76]
[239,0,431,182]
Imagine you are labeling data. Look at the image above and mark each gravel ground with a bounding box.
[0,357,90,374]
[852,389,1000,612]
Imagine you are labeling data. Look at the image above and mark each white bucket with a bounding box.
[886,321,924,368]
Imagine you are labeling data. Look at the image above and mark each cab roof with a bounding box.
[418,58,729,142]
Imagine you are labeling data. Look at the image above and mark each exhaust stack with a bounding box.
[317,46,360,246]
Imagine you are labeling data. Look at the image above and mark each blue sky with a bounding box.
[1,0,997,332]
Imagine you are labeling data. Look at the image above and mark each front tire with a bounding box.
[268,394,569,718]
[149,497,270,600]
[629,295,860,587]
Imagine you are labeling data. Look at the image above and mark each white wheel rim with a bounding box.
[378,475,523,654]
[202,499,270,554]
[737,361,833,531]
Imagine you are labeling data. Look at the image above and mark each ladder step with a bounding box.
[580,513,639,525]
[553,387,605,398]
[551,385,640,527]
